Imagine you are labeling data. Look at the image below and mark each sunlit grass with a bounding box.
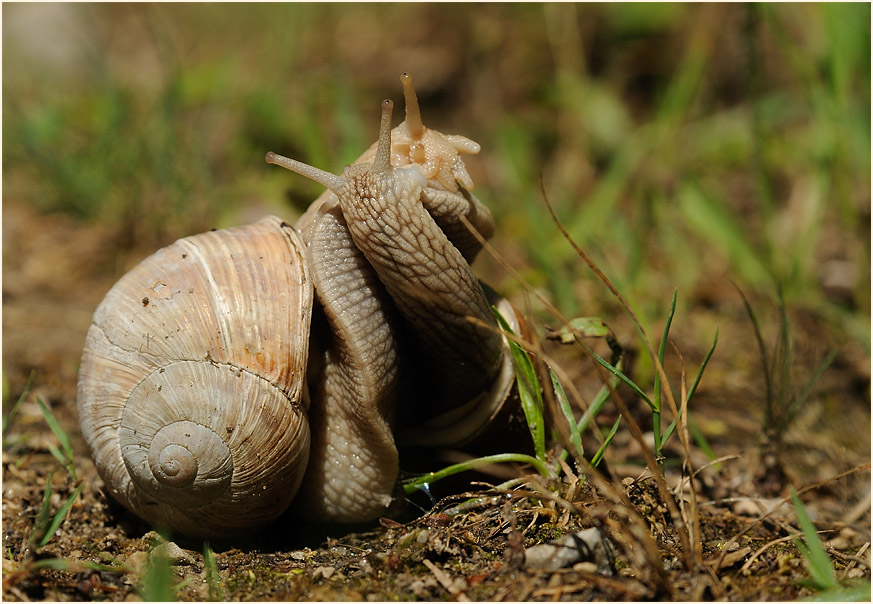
[29,472,84,548]
[479,3,870,347]
[36,397,78,481]
[4,5,867,338]
[5,5,868,357]
[3,372,83,549]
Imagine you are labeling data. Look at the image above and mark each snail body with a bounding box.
[77,74,517,538]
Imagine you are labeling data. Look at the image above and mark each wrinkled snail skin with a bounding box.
[332,101,505,408]
[77,218,312,537]
[283,99,505,523]
[78,73,518,537]
[291,200,402,522]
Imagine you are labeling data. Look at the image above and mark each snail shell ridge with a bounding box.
[77,216,312,537]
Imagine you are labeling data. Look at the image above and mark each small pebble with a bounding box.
[572,561,598,573]
[357,557,372,575]
[410,576,437,598]
[827,527,858,550]
[732,498,794,520]
[151,541,196,566]
[124,551,149,576]
[524,528,613,574]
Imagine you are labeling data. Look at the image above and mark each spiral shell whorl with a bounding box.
[120,368,236,508]
[154,441,198,486]
[148,424,226,489]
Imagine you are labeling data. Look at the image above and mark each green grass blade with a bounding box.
[203,541,224,601]
[493,307,547,462]
[688,416,718,464]
[661,419,677,445]
[654,289,678,414]
[656,328,719,453]
[29,557,127,574]
[550,369,584,461]
[576,372,619,434]
[590,351,656,410]
[773,290,793,423]
[39,483,84,547]
[36,397,77,481]
[31,558,72,571]
[779,349,837,436]
[791,488,838,590]
[804,582,871,602]
[686,328,719,403]
[29,472,54,546]
[402,453,553,495]
[37,397,74,456]
[83,541,134,572]
[653,289,678,456]
[736,286,773,409]
[46,444,67,468]
[659,415,714,463]
[2,370,34,437]
[591,416,621,468]
[140,546,177,602]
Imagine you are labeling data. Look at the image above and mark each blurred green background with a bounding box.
[3,3,870,352]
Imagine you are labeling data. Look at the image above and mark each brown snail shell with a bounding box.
[77,217,312,537]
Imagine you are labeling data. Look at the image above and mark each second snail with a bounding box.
[77,73,522,538]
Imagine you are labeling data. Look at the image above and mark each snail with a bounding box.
[77,73,520,538]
